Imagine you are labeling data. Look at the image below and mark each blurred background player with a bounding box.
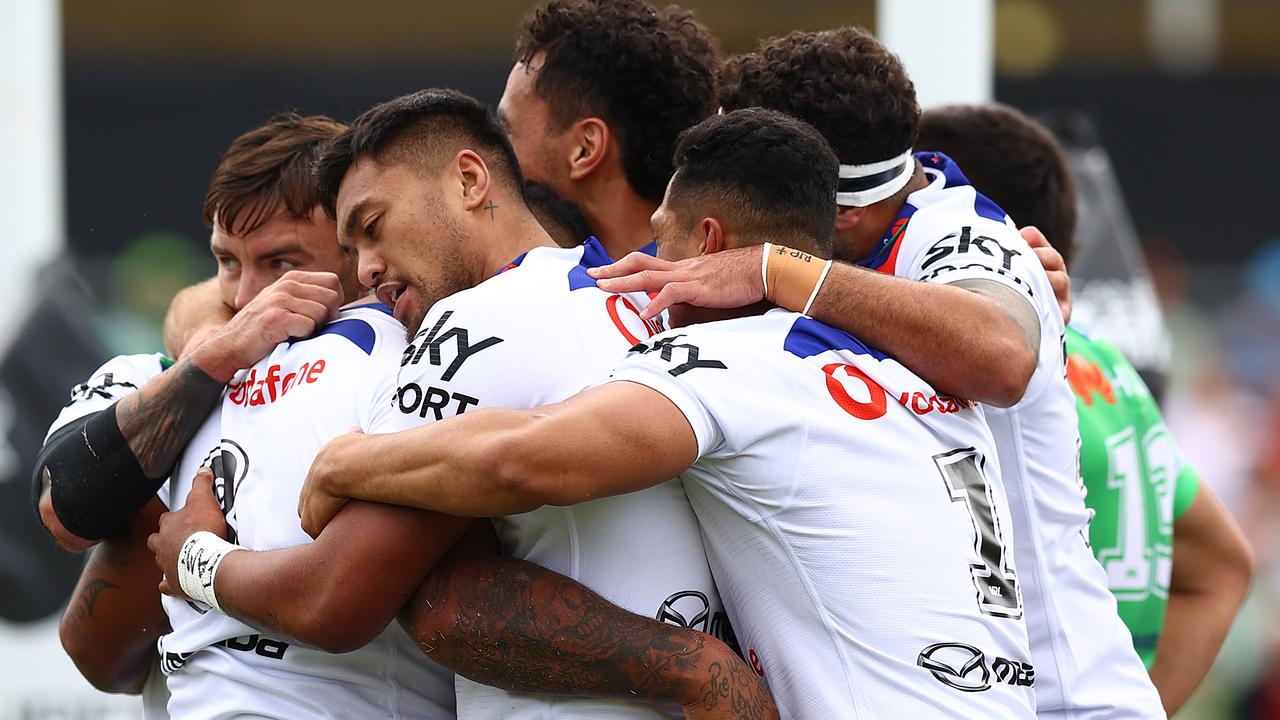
[497,0,720,259]
[590,26,1165,718]
[295,107,1038,719]
[916,102,1255,715]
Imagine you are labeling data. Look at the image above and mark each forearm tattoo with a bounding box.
[61,526,138,638]
[62,578,120,638]
[400,552,776,718]
[116,357,224,479]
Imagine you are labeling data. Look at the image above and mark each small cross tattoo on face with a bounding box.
[484,200,499,220]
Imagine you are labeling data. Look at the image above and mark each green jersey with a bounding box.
[1066,326,1200,668]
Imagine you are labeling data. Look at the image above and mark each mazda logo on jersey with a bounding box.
[917,642,1035,693]
[656,590,710,632]
[917,642,990,692]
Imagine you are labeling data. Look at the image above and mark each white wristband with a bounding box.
[176,531,241,614]
[760,242,773,297]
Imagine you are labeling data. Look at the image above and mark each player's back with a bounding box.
[1067,325,1199,667]
[880,153,1163,717]
[158,304,454,720]
[388,238,725,720]
[612,310,1036,718]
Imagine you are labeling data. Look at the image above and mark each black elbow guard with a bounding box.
[35,403,160,540]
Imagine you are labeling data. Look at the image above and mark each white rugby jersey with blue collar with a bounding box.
[858,152,1163,718]
[382,238,727,720]
[612,309,1036,718]
[156,304,454,720]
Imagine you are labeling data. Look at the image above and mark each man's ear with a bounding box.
[834,204,867,233]
[567,117,609,181]
[455,150,492,212]
[698,217,724,256]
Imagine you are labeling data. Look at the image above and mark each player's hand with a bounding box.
[148,468,228,599]
[188,271,344,382]
[298,430,364,538]
[1020,225,1072,325]
[681,644,779,720]
[589,247,765,321]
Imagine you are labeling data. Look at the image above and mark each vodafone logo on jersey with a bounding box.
[227,360,326,407]
[823,363,887,420]
[824,363,975,421]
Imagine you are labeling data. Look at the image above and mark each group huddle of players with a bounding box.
[32,1,1254,718]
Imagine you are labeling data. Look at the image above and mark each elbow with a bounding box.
[40,492,95,554]
[300,587,388,654]
[1224,534,1256,603]
[60,622,141,694]
[490,427,586,510]
[982,340,1035,409]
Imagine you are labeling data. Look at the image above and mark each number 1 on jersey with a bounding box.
[934,448,1023,619]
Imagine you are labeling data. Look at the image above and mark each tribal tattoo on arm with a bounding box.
[398,531,776,719]
[114,357,225,479]
[60,500,170,694]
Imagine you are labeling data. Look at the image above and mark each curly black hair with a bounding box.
[918,104,1078,266]
[671,108,838,256]
[514,0,720,202]
[720,27,918,166]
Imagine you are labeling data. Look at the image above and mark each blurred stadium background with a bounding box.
[1,1,1277,717]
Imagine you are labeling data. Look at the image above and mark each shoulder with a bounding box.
[69,352,171,402]
[621,311,804,379]
[293,303,407,362]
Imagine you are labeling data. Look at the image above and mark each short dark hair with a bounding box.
[203,113,346,236]
[523,180,594,248]
[918,103,1078,266]
[670,108,837,257]
[720,27,918,167]
[514,0,720,202]
[317,88,524,217]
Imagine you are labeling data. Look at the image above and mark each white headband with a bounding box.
[836,149,915,207]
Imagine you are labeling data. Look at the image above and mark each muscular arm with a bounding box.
[38,355,225,547]
[590,247,1039,407]
[404,523,776,719]
[39,271,342,546]
[1149,483,1253,715]
[59,499,170,694]
[300,381,697,532]
[190,500,472,653]
[163,277,230,360]
[804,269,1040,407]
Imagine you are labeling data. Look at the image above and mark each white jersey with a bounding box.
[612,309,1036,718]
[157,305,454,720]
[46,353,174,720]
[45,352,171,441]
[865,152,1162,717]
[383,239,726,720]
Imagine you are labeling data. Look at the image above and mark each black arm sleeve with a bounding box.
[32,403,159,541]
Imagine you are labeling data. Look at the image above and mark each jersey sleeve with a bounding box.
[43,352,174,508]
[607,330,741,459]
[44,353,170,440]
[899,214,1042,308]
[1172,457,1201,520]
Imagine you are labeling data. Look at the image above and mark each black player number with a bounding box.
[934,448,1022,619]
